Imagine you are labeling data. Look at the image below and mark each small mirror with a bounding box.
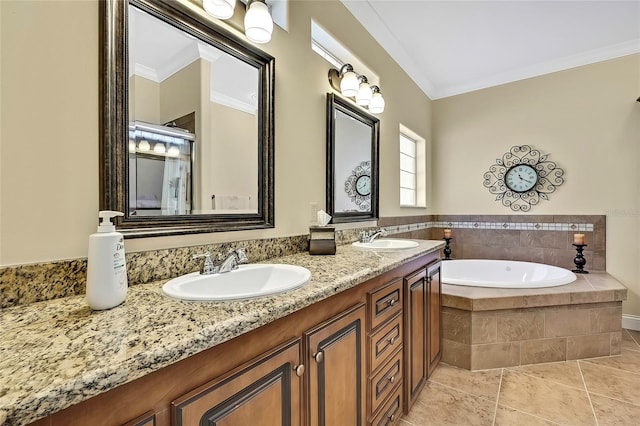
[326,94,380,223]
[101,0,274,237]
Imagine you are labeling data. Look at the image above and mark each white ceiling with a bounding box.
[342,0,640,99]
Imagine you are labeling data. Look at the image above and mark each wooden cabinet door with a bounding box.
[403,268,427,414]
[172,339,303,426]
[427,261,442,377]
[306,303,367,426]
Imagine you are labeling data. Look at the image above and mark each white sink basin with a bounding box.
[162,264,312,301]
[352,239,419,251]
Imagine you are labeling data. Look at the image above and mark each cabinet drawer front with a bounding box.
[172,339,302,426]
[369,385,403,426]
[369,349,402,416]
[369,313,403,373]
[368,279,403,331]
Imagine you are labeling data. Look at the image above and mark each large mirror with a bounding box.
[326,94,380,223]
[100,0,274,237]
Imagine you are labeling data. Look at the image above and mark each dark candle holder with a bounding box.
[572,244,589,274]
[442,237,453,260]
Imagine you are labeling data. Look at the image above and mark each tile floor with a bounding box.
[402,329,640,425]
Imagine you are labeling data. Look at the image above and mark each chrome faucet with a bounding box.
[192,248,249,275]
[360,229,388,243]
[218,248,249,273]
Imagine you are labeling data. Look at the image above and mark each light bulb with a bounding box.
[340,70,359,97]
[369,86,385,114]
[138,140,150,151]
[168,146,180,157]
[356,78,372,106]
[244,0,273,44]
[128,140,136,153]
[203,0,236,20]
[153,142,166,154]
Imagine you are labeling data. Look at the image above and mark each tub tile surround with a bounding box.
[441,274,627,370]
[380,214,606,272]
[0,240,444,425]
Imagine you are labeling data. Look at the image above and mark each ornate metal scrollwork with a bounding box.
[483,145,565,211]
[344,160,371,211]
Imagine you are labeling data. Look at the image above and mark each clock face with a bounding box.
[355,175,371,196]
[505,164,538,193]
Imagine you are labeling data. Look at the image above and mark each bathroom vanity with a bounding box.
[0,241,444,426]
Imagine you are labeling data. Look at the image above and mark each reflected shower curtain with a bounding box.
[161,157,188,214]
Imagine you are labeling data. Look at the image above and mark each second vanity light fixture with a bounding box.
[202,0,273,44]
[328,64,386,114]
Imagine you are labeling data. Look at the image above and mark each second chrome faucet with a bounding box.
[192,248,249,275]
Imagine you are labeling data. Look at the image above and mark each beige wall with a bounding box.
[0,0,432,264]
[433,54,640,316]
[132,75,161,123]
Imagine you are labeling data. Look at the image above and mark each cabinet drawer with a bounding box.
[369,384,403,426]
[369,313,403,373]
[368,278,403,331]
[369,348,402,416]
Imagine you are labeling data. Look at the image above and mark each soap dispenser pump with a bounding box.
[86,211,128,310]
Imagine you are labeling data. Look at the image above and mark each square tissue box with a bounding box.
[309,226,336,255]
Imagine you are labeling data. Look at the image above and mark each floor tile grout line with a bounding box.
[497,403,566,426]
[427,378,500,404]
[586,390,640,408]
[491,368,504,426]
[624,329,640,347]
[577,360,600,426]
[579,358,640,376]
[503,366,588,392]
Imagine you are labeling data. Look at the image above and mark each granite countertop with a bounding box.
[0,240,444,426]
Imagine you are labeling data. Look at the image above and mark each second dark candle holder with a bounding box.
[572,244,589,274]
[443,237,452,260]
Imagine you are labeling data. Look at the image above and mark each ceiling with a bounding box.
[341,0,640,99]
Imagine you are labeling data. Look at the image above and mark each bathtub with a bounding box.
[440,259,577,288]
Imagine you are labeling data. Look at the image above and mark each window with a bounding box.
[399,125,427,207]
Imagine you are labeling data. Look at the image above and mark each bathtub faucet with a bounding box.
[360,229,388,243]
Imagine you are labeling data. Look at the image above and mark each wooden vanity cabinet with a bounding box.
[32,251,440,426]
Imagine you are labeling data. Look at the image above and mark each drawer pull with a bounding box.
[388,375,395,384]
[387,298,396,307]
[314,351,324,363]
[388,336,396,345]
[389,414,395,422]
[294,364,305,377]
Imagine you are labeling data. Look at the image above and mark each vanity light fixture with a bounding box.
[328,64,385,114]
[244,0,273,44]
[203,0,236,19]
[356,75,372,106]
[369,85,385,114]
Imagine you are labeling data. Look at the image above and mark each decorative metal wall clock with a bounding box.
[345,160,371,211]
[483,145,565,211]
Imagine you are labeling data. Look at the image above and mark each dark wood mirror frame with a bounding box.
[100,0,275,238]
[326,93,380,223]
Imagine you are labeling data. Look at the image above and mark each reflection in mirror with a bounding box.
[128,4,258,216]
[100,0,274,237]
[326,94,379,223]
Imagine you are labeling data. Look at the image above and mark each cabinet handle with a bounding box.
[389,413,395,422]
[387,298,396,307]
[314,351,324,363]
[388,375,395,384]
[294,364,305,377]
[388,336,396,345]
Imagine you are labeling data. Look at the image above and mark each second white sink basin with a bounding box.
[162,264,312,301]
[352,239,419,251]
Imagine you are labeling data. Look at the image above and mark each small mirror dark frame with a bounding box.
[326,93,380,223]
[100,0,275,237]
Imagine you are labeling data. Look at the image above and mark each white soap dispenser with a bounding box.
[86,211,128,310]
